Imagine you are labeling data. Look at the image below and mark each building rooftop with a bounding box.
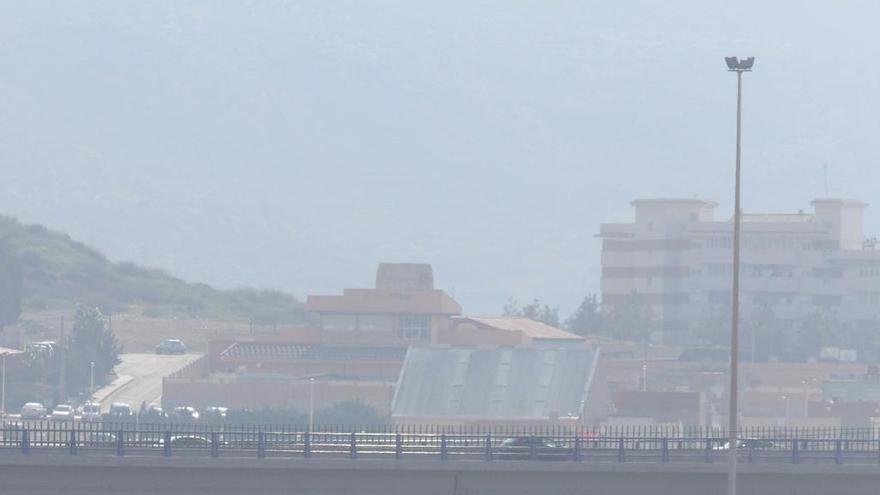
[630,198,719,207]
[741,213,815,223]
[391,347,600,420]
[462,317,584,341]
[811,198,869,208]
[219,343,408,362]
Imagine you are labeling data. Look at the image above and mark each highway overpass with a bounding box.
[0,453,878,495]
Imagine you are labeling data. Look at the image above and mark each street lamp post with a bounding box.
[724,55,755,495]
[89,361,95,396]
[309,377,315,432]
[781,395,791,424]
[1,354,6,418]
[802,378,817,418]
[642,363,648,392]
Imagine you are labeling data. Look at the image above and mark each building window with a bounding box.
[860,267,880,277]
[322,314,357,331]
[358,314,393,331]
[858,293,880,305]
[397,315,431,341]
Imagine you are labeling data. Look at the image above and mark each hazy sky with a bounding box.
[2,2,879,315]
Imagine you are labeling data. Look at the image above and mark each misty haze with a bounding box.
[1,2,880,495]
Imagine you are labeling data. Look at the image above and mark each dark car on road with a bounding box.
[171,406,200,422]
[105,402,135,422]
[155,339,187,355]
[141,405,168,422]
[496,436,572,461]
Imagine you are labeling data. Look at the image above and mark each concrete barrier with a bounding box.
[0,453,878,495]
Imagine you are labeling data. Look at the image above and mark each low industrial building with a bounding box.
[391,346,601,426]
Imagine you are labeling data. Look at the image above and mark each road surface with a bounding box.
[93,353,200,412]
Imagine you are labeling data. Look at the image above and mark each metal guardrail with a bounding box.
[3,422,880,464]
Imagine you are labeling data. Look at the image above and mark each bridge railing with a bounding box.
[2,422,880,464]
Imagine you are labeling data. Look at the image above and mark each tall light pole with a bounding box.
[89,361,95,396]
[724,55,755,495]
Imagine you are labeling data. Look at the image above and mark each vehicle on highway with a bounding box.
[50,404,74,421]
[202,406,228,421]
[155,339,187,355]
[168,435,211,448]
[81,431,117,446]
[107,402,134,420]
[496,436,572,461]
[171,406,200,422]
[714,438,777,451]
[80,402,102,422]
[24,341,56,357]
[20,402,47,420]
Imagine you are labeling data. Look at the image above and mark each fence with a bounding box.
[3,422,880,464]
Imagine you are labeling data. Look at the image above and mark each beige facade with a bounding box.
[599,198,880,343]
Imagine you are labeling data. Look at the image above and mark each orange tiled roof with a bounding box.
[463,317,584,340]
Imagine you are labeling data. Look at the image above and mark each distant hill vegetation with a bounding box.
[0,215,304,323]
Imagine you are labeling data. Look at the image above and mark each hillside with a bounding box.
[0,215,304,323]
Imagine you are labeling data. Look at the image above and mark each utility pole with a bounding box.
[90,361,95,397]
[58,315,67,404]
[1,353,6,418]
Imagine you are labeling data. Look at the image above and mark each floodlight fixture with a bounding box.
[725,56,755,72]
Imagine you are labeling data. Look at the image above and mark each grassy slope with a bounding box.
[0,215,304,323]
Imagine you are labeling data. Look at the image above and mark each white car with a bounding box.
[50,404,74,421]
[20,402,47,420]
[80,402,101,422]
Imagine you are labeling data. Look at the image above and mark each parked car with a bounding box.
[141,405,168,422]
[20,402,47,420]
[171,406,200,422]
[80,402,102,422]
[50,404,74,421]
[496,436,572,461]
[155,339,187,355]
[107,402,134,420]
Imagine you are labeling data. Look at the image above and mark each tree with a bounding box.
[601,293,655,342]
[316,400,386,425]
[65,305,122,392]
[793,311,841,361]
[565,294,603,336]
[0,244,22,332]
[502,297,561,327]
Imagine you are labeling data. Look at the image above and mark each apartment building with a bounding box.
[599,198,880,344]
